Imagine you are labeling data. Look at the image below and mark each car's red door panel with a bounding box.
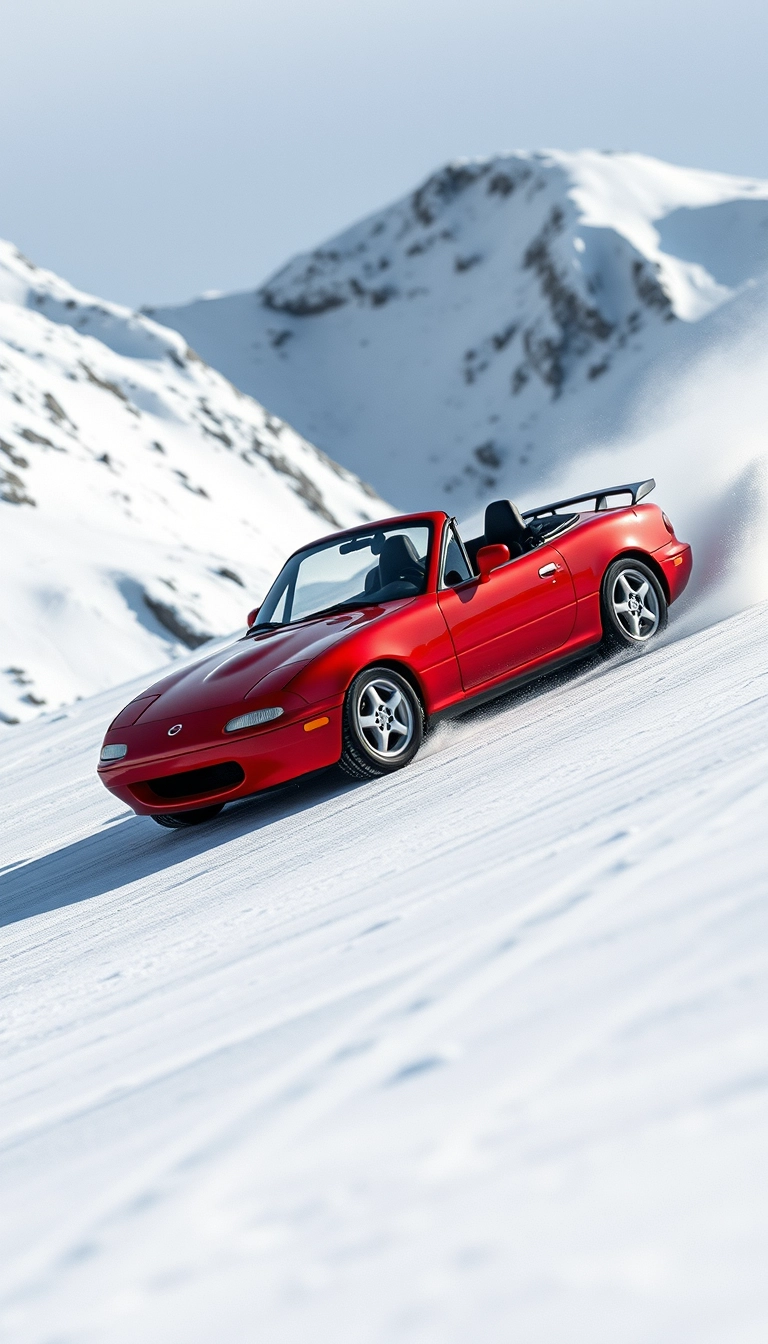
[438,545,577,690]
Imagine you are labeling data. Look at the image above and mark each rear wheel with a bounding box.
[152,804,224,829]
[601,559,667,651]
[339,666,423,780]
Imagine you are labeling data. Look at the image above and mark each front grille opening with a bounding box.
[147,761,245,800]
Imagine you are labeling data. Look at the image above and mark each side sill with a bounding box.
[428,643,601,726]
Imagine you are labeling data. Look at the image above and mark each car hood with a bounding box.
[133,605,403,720]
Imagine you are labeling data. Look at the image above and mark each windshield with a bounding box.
[255,523,432,629]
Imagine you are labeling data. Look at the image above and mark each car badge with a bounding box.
[168,723,183,736]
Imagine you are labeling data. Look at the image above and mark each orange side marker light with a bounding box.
[304,716,329,733]
[673,555,684,567]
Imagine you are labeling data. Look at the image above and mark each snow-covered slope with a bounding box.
[2,604,768,1342]
[153,151,768,512]
[0,241,386,725]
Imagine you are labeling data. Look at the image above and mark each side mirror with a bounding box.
[247,606,260,628]
[476,544,510,582]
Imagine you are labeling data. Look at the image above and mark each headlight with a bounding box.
[225,707,284,733]
[100,743,128,761]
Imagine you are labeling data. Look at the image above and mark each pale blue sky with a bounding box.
[1,0,766,308]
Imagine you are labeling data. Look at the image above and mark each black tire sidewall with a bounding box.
[343,666,423,776]
[601,558,668,649]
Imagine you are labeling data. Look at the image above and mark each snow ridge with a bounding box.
[153,150,768,511]
[0,241,387,724]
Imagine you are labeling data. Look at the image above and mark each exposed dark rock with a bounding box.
[520,207,613,394]
[487,167,532,197]
[454,254,482,273]
[263,289,347,317]
[411,163,489,226]
[632,260,674,315]
[368,286,394,307]
[215,567,245,586]
[474,442,503,469]
[511,366,529,395]
[0,439,29,468]
[44,392,74,427]
[142,595,211,648]
[0,468,36,506]
[79,361,128,402]
[174,469,209,498]
[248,433,339,526]
[19,428,57,448]
[492,323,518,351]
[463,322,519,383]
[200,424,232,448]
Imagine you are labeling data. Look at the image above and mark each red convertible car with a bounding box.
[98,479,691,827]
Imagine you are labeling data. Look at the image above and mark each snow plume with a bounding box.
[535,296,768,633]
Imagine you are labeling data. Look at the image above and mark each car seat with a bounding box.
[465,499,533,568]
[378,534,425,587]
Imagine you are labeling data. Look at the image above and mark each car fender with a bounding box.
[285,595,461,716]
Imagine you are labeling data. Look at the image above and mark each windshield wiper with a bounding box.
[246,621,284,637]
[297,598,380,622]
[249,599,380,636]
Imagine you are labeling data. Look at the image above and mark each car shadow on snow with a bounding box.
[1,637,676,930]
[0,769,363,929]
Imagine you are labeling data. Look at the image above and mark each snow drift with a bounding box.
[0,241,386,726]
[2,600,768,1342]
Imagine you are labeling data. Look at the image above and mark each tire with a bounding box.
[601,558,668,651]
[152,804,225,829]
[339,665,424,780]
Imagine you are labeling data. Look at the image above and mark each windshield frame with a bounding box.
[253,517,437,631]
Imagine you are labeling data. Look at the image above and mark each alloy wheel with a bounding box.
[610,567,661,641]
[354,675,415,759]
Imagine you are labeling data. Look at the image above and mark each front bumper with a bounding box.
[98,703,344,815]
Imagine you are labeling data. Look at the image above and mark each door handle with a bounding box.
[538,563,557,577]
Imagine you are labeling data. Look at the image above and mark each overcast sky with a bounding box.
[1,0,767,309]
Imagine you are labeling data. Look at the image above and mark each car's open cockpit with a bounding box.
[446,499,579,584]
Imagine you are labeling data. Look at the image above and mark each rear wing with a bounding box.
[523,478,656,519]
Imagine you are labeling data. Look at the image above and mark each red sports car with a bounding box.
[98,479,691,828]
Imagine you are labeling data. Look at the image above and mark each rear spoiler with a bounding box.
[523,478,656,519]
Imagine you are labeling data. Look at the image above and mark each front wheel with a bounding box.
[152,804,224,829]
[601,558,667,651]
[339,666,423,780]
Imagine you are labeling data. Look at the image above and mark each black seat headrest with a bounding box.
[483,499,531,556]
[378,534,423,586]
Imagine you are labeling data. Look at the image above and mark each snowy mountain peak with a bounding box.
[153,150,768,512]
[0,240,386,725]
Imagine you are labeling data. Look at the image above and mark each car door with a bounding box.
[437,545,577,690]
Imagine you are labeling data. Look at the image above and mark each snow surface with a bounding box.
[0,240,386,726]
[2,601,768,1342]
[153,150,768,513]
